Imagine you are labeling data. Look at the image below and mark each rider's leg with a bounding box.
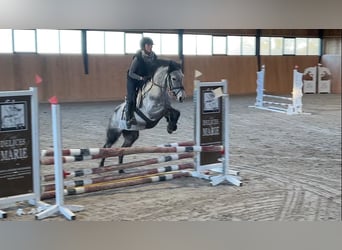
[126,77,138,127]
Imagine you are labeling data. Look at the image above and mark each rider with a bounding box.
[126,37,158,128]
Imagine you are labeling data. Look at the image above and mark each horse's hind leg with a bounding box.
[99,127,122,167]
[118,130,139,173]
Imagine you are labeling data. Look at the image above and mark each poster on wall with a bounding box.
[0,96,33,198]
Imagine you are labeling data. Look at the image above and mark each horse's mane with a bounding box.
[150,59,182,76]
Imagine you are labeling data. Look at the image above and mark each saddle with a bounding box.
[122,81,158,128]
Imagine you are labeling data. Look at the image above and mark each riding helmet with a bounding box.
[140,37,154,49]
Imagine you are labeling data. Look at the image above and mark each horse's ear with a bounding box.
[167,61,181,73]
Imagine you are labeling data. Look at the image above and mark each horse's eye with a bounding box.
[172,77,177,81]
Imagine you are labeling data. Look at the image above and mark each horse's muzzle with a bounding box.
[176,90,186,102]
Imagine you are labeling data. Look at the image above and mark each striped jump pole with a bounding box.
[157,141,195,147]
[41,152,194,182]
[42,162,194,192]
[41,145,223,157]
[40,145,224,165]
[41,171,191,200]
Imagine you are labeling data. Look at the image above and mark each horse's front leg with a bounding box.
[119,130,139,173]
[164,107,180,134]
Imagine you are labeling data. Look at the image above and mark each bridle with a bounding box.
[144,66,184,98]
[165,72,185,97]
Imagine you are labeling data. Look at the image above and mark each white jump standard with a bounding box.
[250,65,305,115]
[192,79,241,186]
[35,100,84,220]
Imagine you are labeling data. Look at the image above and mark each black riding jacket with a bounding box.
[127,50,158,81]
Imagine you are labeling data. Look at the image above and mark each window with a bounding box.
[59,30,82,54]
[307,38,320,55]
[196,35,212,55]
[37,29,59,53]
[283,38,295,55]
[183,34,212,55]
[105,31,124,54]
[183,34,197,55]
[160,33,178,55]
[2,30,322,56]
[13,29,36,53]
[261,37,284,55]
[295,38,307,55]
[270,37,283,55]
[213,36,226,54]
[261,36,320,56]
[0,29,13,53]
[260,37,270,55]
[87,31,105,54]
[227,36,241,55]
[242,36,256,55]
[125,33,142,54]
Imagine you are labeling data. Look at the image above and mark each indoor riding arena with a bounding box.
[0,29,341,222]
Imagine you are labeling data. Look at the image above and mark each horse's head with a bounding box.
[166,61,186,102]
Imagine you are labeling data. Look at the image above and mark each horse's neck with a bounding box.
[143,67,169,99]
[142,81,169,103]
[152,66,168,85]
[139,68,170,117]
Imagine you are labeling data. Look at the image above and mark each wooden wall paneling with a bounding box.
[261,29,320,37]
[0,54,16,91]
[0,52,339,103]
[62,55,85,102]
[88,55,131,102]
[183,56,258,95]
[12,54,40,90]
[38,55,60,102]
[260,56,319,94]
[323,29,342,37]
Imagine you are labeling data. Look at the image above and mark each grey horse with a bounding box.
[99,60,186,168]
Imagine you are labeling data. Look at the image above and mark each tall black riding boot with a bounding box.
[126,102,137,128]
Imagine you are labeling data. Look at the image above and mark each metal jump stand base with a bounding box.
[192,161,242,187]
[35,204,84,221]
[210,174,242,186]
[0,210,7,219]
[192,171,242,186]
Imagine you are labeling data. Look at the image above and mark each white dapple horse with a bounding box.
[99,60,186,168]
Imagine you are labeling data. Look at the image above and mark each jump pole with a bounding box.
[192,79,241,186]
[41,171,191,200]
[40,145,223,165]
[41,152,194,182]
[35,98,83,220]
[41,162,194,192]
